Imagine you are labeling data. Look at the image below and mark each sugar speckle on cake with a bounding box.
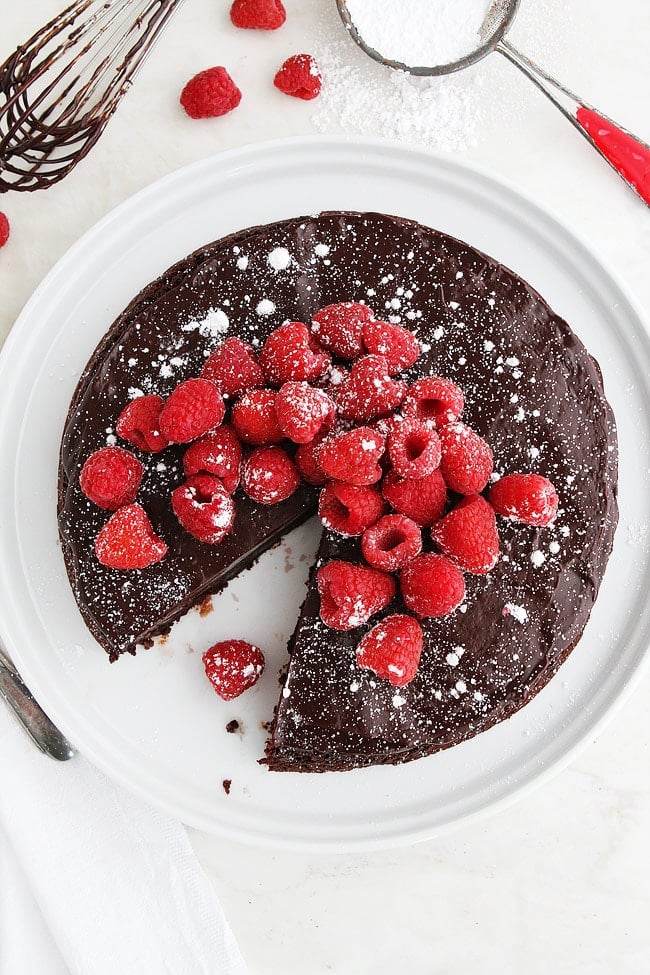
[256,299,276,317]
[268,247,292,271]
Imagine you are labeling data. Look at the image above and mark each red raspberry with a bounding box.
[274,381,336,444]
[431,495,500,575]
[317,561,395,631]
[439,422,493,495]
[361,514,422,572]
[400,553,465,618]
[172,474,235,544]
[95,503,167,570]
[183,426,242,493]
[0,212,10,248]
[159,378,225,443]
[311,302,374,359]
[489,473,559,526]
[387,419,441,480]
[231,388,283,444]
[274,54,322,100]
[318,426,385,486]
[80,446,143,510]
[116,395,169,453]
[362,320,420,374]
[230,0,286,30]
[318,482,385,536]
[402,377,464,427]
[200,337,264,398]
[356,615,423,687]
[202,640,265,702]
[259,321,330,386]
[241,446,300,505]
[180,67,241,119]
[382,468,446,526]
[337,355,406,421]
[295,431,328,486]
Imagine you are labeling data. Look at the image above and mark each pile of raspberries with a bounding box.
[80,301,558,696]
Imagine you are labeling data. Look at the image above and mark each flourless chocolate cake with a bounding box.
[58,211,618,771]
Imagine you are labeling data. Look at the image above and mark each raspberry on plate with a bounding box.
[318,426,385,485]
[180,67,241,119]
[337,355,406,421]
[318,482,385,536]
[274,54,322,100]
[183,426,242,493]
[259,321,330,385]
[362,319,420,374]
[401,376,464,427]
[231,388,283,444]
[230,0,286,30]
[387,418,442,480]
[95,503,167,570]
[317,561,395,631]
[382,468,446,527]
[274,381,336,444]
[172,474,235,544]
[361,514,422,572]
[159,378,225,444]
[116,394,169,453]
[400,553,465,618]
[202,640,265,702]
[431,494,500,575]
[241,446,300,505]
[80,446,143,510]
[201,337,264,398]
[439,421,493,495]
[295,431,328,486]
[0,212,10,248]
[311,302,374,359]
[356,615,423,687]
[489,473,559,526]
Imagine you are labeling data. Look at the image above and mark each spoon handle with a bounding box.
[496,39,650,208]
[0,650,75,761]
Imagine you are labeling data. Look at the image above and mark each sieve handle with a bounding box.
[496,39,650,208]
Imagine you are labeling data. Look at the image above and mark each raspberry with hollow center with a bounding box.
[116,394,169,453]
[172,474,235,544]
[260,321,330,386]
[231,388,283,444]
[337,355,406,421]
[311,302,374,359]
[200,337,264,398]
[402,376,464,427]
[203,640,265,702]
[159,378,225,444]
[274,381,336,444]
[317,561,395,631]
[400,553,465,618]
[489,473,559,527]
[180,67,241,119]
[431,494,500,575]
[356,615,423,687]
[95,503,167,570]
[439,421,493,495]
[183,426,242,493]
[362,319,420,374]
[80,446,143,510]
[318,481,385,536]
[241,446,300,505]
[318,426,385,485]
[382,468,446,527]
[361,514,422,572]
[274,54,322,100]
[387,418,442,480]
[230,0,286,30]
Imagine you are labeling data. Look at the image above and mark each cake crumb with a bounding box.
[222,779,232,795]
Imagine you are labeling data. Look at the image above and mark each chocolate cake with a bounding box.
[58,211,618,772]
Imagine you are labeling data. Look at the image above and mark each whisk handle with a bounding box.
[496,39,650,208]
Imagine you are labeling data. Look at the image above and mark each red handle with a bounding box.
[576,106,650,206]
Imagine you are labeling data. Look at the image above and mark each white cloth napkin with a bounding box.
[0,705,249,975]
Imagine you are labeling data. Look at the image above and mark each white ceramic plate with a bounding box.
[1,138,649,852]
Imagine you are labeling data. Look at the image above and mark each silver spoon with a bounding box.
[0,645,75,761]
[336,0,650,207]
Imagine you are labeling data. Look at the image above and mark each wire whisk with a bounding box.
[0,0,185,192]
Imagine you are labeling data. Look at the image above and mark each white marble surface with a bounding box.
[1,1,649,972]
